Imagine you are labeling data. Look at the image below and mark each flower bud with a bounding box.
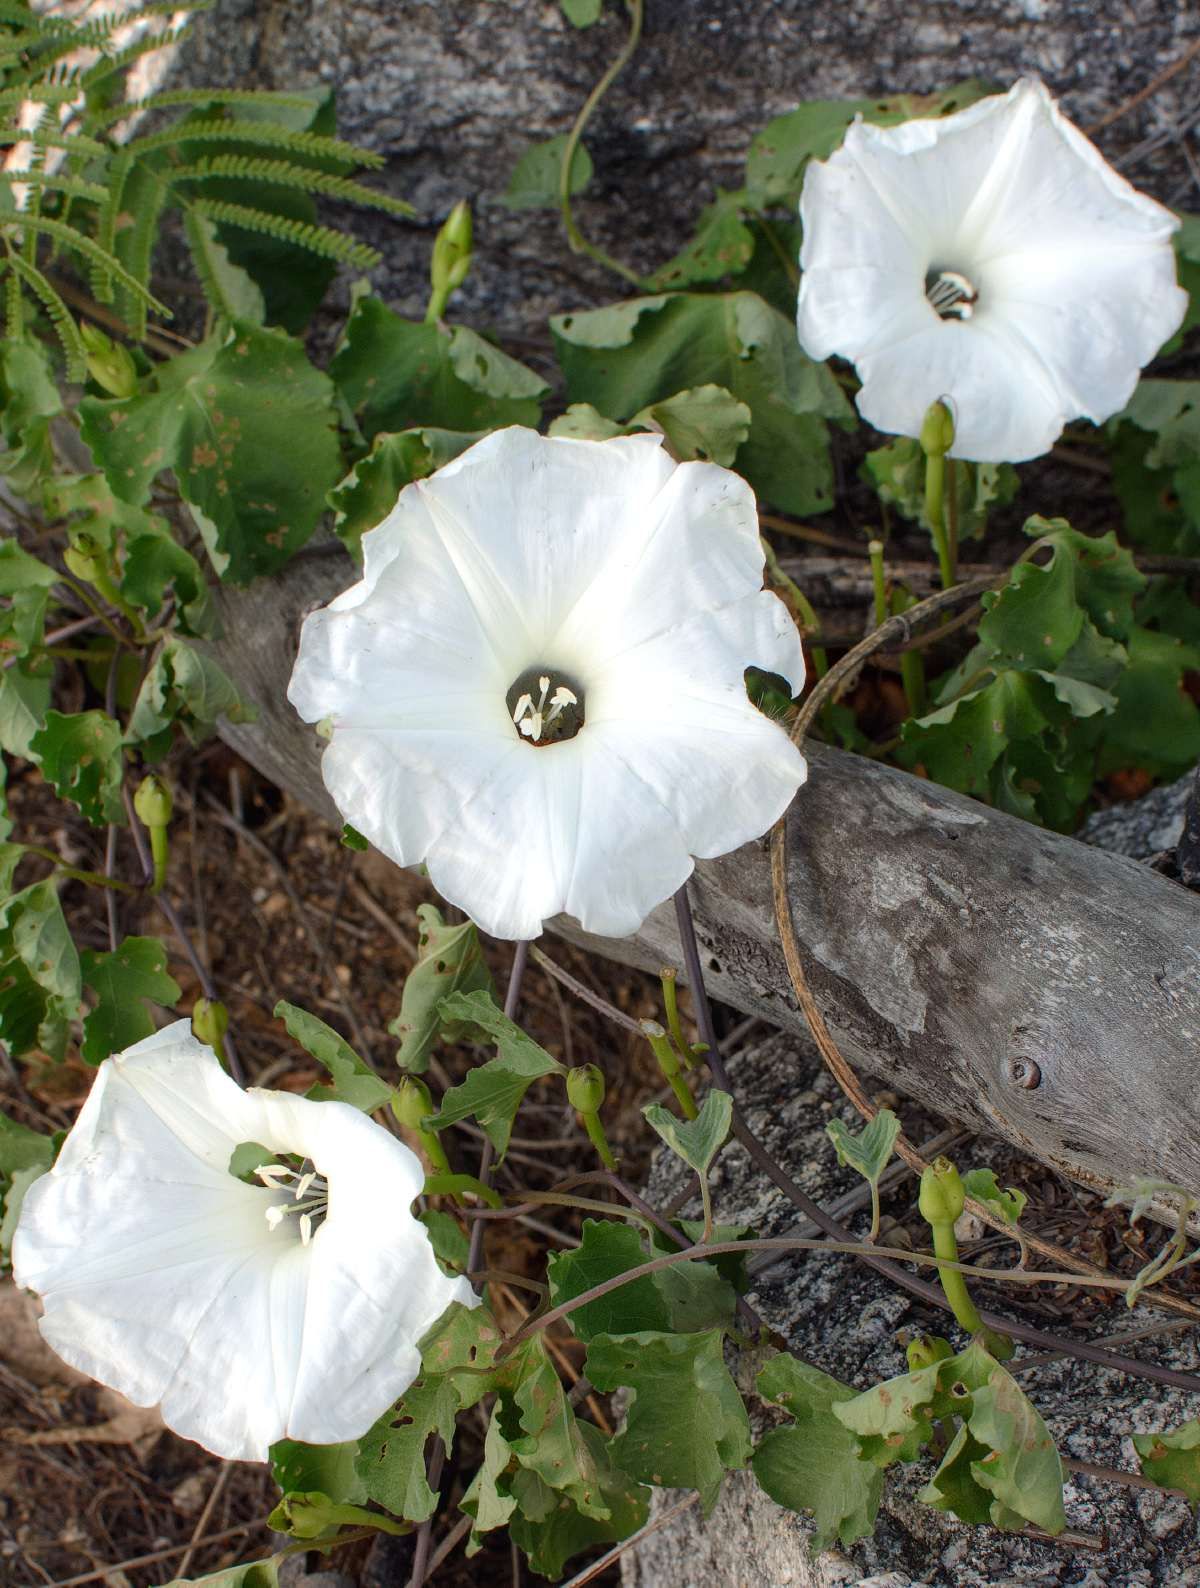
[63,539,104,586]
[133,774,173,828]
[192,996,229,1048]
[918,1156,966,1227]
[919,399,955,457]
[905,1332,953,1372]
[392,1075,435,1131]
[566,1063,605,1114]
[431,199,473,297]
[81,322,139,399]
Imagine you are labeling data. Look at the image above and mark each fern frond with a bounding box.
[180,207,236,316]
[5,261,23,337]
[0,127,107,156]
[0,4,42,29]
[93,87,328,127]
[185,197,382,270]
[0,82,82,108]
[7,251,86,380]
[124,118,381,169]
[0,170,107,201]
[10,213,168,312]
[111,164,167,337]
[78,25,191,88]
[168,155,415,217]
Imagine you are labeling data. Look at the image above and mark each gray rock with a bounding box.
[623,1033,1200,1588]
[166,1,1200,339]
[1077,767,1199,862]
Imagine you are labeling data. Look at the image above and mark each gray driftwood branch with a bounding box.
[204,548,1200,1201]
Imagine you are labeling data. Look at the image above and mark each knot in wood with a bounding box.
[1004,1056,1042,1090]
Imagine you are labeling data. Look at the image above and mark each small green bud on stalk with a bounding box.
[640,1018,699,1122]
[192,996,230,1070]
[659,966,706,1070]
[133,775,173,893]
[64,531,135,620]
[918,400,957,591]
[81,322,139,399]
[425,200,474,324]
[566,1063,616,1169]
[919,1157,1014,1359]
[392,1076,449,1171]
[905,1332,953,1372]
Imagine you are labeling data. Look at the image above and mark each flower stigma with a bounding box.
[256,1159,329,1245]
[505,666,585,746]
[925,269,979,321]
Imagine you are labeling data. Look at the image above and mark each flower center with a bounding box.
[506,666,585,746]
[256,1159,329,1246]
[926,268,978,321]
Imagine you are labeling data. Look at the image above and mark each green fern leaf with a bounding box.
[169,155,414,217]
[93,87,328,127]
[13,214,168,312]
[0,128,107,157]
[77,24,191,89]
[0,83,81,108]
[7,254,87,380]
[123,118,379,169]
[0,172,107,202]
[184,197,381,270]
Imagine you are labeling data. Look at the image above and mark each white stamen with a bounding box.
[255,1164,288,1185]
[927,270,978,320]
[265,1205,286,1229]
[300,1214,313,1246]
[538,675,550,695]
[256,1160,329,1239]
[511,674,582,745]
[511,692,533,725]
[294,1172,315,1201]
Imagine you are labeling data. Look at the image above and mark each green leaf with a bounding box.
[1100,625,1200,770]
[340,823,369,851]
[79,936,181,1064]
[742,82,998,209]
[0,880,81,1060]
[547,384,751,466]
[422,990,564,1160]
[1110,421,1197,556]
[547,1218,672,1343]
[752,1354,882,1554]
[962,1365,1064,1533]
[0,656,52,759]
[0,1109,57,1178]
[642,1090,732,1176]
[586,1328,751,1514]
[961,1168,1027,1227]
[125,635,256,754]
[918,1421,996,1527]
[551,291,851,517]
[183,210,267,324]
[825,1108,900,1188]
[899,672,1056,797]
[510,1421,649,1581]
[859,437,1018,543]
[0,335,62,496]
[274,1001,393,1112]
[418,1207,470,1275]
[461,1411,519,1551]
[977,546,1083,673]
[648,191,754,291]
[121,532,220,639]
[1,1162,46,1262]
[329,428,487,559]
[0,537,58,595]
[268,1490,410,1540]
[30,709,125,827]
[163,1551,287,1588]
[1133,1417,1200,1503]
[513,1350,609,1511]
[387,905,498,1073]
[559,0,602,25]
[80,320,344,585]
[271,1439,366,1506]
[331,296,546,441]
[355,1375,460,1522]
[497,133,593,207]
[645,1225,739,1333]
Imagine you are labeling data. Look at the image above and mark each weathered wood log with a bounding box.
[203,546,1200,1201]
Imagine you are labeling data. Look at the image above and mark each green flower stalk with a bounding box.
[566,1063,616,1170]
[392,1075,449,1172]
[919,1157,1014,1359]
[133,775,173,893]
[890,582,927,717]
[868,540,888,631]
[640,1018,698,1121]
[660,966,706,1070]
[919,399,957,591]
[425,199,473,324]
[192,996,230,1071]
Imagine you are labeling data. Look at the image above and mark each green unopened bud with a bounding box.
[919,399,955,458]
[566,1063,606,1115]
[193,996,229,1048]
[133,774,173,828]
[81,322,139,399]
[63,541,103,586]
[640,1018,679,1077]
[905,1332,954,1372]
[392,1075,435,1131]
[919,1156,966,1228]
[426,200,473,323]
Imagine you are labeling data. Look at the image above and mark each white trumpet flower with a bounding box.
[288,427,806,942]
[796,78,1188,463]
[12,1023,473,1462]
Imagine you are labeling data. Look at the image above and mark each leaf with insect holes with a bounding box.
[422,991,564,1160]
[585,1327,751,1515]
[962,1168,1027,1227]
[1133,1417,1200,1503]
[752,1354,881,1554]
[328,428,487,560]
[387,905,498,1073]
[355,1376,460,1522]
[80,937,181,1064]
[548,384,751,467]
[270,1439,365,1506]
[642,1090,732,1177]
[825,1108,900,1189]
[31,710,126,827]
[497,132,593,207]
[274,1001,393,1113]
